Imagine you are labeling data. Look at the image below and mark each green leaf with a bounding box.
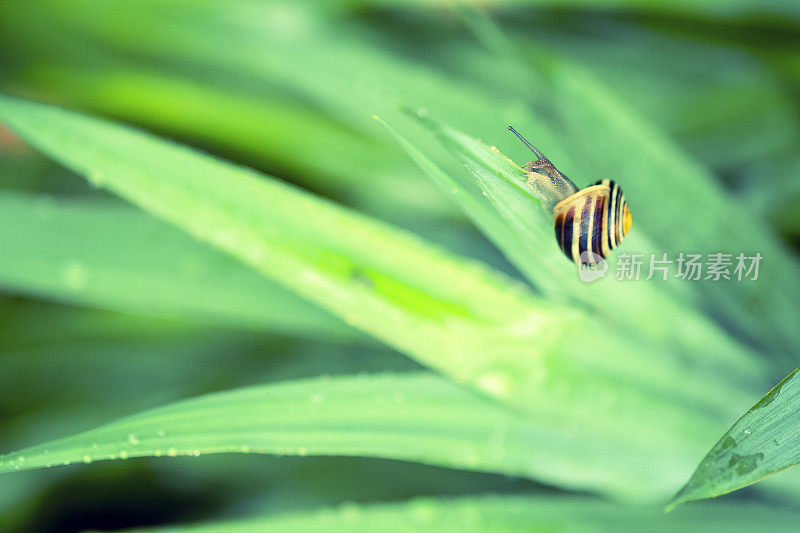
[11,61,451,221]
[0,191,354,339]
[0,309,414,445]
[116,495,800,533]
[0,373,646,498]
[668,368,800,509]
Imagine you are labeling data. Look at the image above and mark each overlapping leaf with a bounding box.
[669,368,800,509]
[123,495,800,533]
[0,191,353,338]
[0,373,647,498]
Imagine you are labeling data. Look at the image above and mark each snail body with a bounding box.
[508,126,631,264]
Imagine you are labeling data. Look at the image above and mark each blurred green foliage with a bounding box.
[1,1,799,532]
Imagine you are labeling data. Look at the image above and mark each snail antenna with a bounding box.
[508,126,547,161]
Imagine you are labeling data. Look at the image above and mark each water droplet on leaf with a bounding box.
[60,261,89,292]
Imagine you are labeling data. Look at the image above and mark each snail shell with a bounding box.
[553,180,631,264]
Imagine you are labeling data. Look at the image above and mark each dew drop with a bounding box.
[461,445,480,466]
[127,433,141,446]
[476,370,514,398]
[166,448,178,457]
[87,169,107,188]
[212,228,242,249]
[339,501,361,522]
[416,107,429,118]
[119,450,129,460]
[156,429,166,438]
[192,449,201,457]
[82,455,93,464]
[16,456,25,464]
[247,246,269,264]
[60,260,89,292]
[410,500,437,524]
[297,447,308,456]
[308,392,325,404]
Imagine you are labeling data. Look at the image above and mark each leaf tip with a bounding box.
[664,474,709,512]
[663,496,683,513]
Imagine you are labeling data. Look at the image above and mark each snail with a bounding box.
[508,126,631,264]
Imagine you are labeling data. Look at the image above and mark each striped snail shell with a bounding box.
[508,126,632,265]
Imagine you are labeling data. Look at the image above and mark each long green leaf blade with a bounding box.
[0,191,353,338]
[0,373,646,498]
[668,368,800,509]
[124,495,800,533]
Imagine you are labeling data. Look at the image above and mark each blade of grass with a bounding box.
[1,324,415,440]
[0,191,355,339]
[344,0,800,20]
[11,62,454,221]
[668,368,800,509]
[120,494,800,533]
[0,373,656,499]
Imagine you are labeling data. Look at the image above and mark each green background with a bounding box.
[1,1,800,531]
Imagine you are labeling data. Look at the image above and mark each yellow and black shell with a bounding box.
[553,179,631,264]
